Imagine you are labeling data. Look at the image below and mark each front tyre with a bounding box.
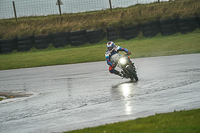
[127,66,138,82]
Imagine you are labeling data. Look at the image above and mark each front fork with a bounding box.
[126,56,135,69]
[120,56,136,77]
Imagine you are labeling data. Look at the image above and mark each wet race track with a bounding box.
[0,54,200,133]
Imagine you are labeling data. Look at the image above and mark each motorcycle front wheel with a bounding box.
[127,66,138,82]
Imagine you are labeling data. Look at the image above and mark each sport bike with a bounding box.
[114,54,138,81]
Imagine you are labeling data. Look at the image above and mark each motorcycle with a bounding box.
[113,54,138,81]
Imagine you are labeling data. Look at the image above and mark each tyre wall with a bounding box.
[34,35,51,49]
[86,29,104,44]
[178,17,199,34]
[198,17,200,28]
[17,36,34,52]
[70,30,87,46]
[160,18,179,36]
[51,32,70,48]
[106,27,119,41]
[122,25,140,40]
[0,38,18,54]
[142,20,161,38]
[0,17,199,54]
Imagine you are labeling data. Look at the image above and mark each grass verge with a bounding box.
[64,108,200,133]
[0,31,200,71]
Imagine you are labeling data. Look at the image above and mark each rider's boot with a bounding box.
[116,71,128,78]
[121,71,129,78]
[115,71,124,77]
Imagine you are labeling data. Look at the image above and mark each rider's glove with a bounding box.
[127,52,131,55]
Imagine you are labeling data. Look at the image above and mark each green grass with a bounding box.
[0,31,200,70]
[64,108,200,133]
[0,0,200,39]
[0,98,3,101]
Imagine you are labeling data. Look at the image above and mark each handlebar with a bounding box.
[124,53,131,56]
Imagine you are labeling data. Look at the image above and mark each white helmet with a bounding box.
[107,41,115,51]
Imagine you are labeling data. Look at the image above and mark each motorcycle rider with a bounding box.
[105,41,131,77]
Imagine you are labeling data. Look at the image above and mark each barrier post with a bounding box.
[57,0,62,16]
[109,0,112,11]
[12,1,17,22]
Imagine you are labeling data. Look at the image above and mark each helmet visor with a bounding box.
[108,47,113,51]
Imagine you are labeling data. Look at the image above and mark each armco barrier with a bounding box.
[0,17,200,54]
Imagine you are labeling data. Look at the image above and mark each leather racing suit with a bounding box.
[105,45,130,75]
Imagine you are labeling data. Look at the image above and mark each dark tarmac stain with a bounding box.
[178,68,200,73]
[0,92,33,100]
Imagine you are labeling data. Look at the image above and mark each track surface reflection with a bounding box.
[0,54,200,133]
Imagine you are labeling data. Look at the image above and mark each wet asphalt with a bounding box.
[0,54,200,133]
